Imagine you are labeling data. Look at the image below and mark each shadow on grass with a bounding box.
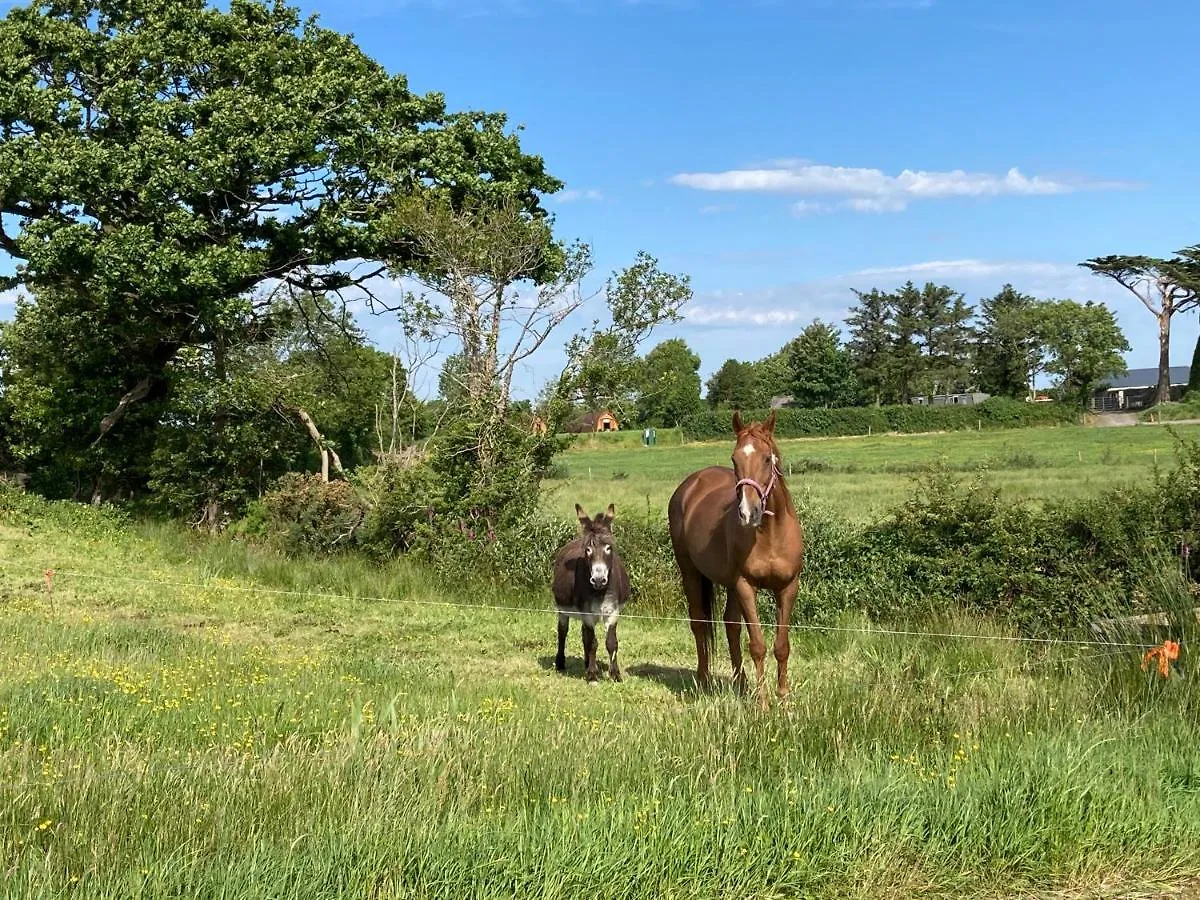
[534,654,705,696]
[625,662,705,696]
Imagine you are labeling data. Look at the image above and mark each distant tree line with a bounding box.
[701,282,1136,415]
[534,279,1164,431]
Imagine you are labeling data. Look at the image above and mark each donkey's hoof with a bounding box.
[554,655,566,672]
[609,669,623,683]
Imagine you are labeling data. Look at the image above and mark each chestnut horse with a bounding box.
[667,411,805,707]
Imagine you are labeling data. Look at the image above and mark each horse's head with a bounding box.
[731,410,781,528]
[575,502,617,590]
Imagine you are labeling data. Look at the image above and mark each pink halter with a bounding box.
[735,461,781,517]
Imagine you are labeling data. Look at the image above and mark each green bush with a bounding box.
[259,473,369,555]
[680,399,1079,441]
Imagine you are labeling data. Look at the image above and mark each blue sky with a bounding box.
[3,0,1199,399]
[316,0,1198,398]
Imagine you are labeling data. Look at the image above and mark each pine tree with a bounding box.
[975,285,1040,399]
[1186,333,1200,398]
[885,282,923,404]
[788,321,861,409]
[846,288,892,406]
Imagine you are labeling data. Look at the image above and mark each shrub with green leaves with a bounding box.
[257,474,368,555]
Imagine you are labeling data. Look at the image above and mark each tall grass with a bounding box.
[1,491,1198,897]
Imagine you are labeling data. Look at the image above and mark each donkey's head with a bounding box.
[575,503,617,591]
[731,410,781,528]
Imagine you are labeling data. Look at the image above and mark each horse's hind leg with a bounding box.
[677,561,712,689]
[724,588,746,695]
[555,613,569,672]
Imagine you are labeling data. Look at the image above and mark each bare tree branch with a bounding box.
[285,404,345,481]
[91,377,153,446]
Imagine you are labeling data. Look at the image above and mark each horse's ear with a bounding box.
[575,503,590,529]
[732,410,743,433]
[763,410,777,434]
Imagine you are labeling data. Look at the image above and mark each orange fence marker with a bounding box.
[1141,639,1181,679]
[43,568,54,600]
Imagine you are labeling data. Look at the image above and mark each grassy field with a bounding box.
[547,422,1200,523]
[2,491,1199,898]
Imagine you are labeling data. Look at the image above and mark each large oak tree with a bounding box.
[0,0,558,495]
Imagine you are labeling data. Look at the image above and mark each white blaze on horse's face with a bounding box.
[738,480,757,526]
[733,433,777,528]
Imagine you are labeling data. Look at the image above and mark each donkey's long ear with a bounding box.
[575,503,591,529]
[763,409,777,434]
[603,503,616,525]
[732,410,744,433]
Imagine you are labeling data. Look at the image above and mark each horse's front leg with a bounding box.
[605,617,621,682]
[732,578,768,710]
[774,578,799,702]
[724,588,746,694]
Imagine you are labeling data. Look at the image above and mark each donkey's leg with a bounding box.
[555,613,570,672]
[677,563,711,689]
[724,588,746,694]
[605,617,621,682]
[582,621,600,683]
[732,577,769,710]
[773,578,799,702]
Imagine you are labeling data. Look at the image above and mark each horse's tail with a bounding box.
[699,574,716,654]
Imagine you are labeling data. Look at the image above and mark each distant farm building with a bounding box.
[769,395,793,409]
[911,392,990,406]
[568,409,621,433]
[1090,366,1191,412]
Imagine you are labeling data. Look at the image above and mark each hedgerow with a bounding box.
[245,428,1200,637]
[678,398,1079,441]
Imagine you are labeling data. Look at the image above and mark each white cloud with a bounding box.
[687,304,804,327]
[551,188,604,204]
[791,200,834,216]
[671,161,1137,213]
[681,259,1139,337]
[852,259,1075,281]
[844,196,908,214]
[0,287,21,313]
